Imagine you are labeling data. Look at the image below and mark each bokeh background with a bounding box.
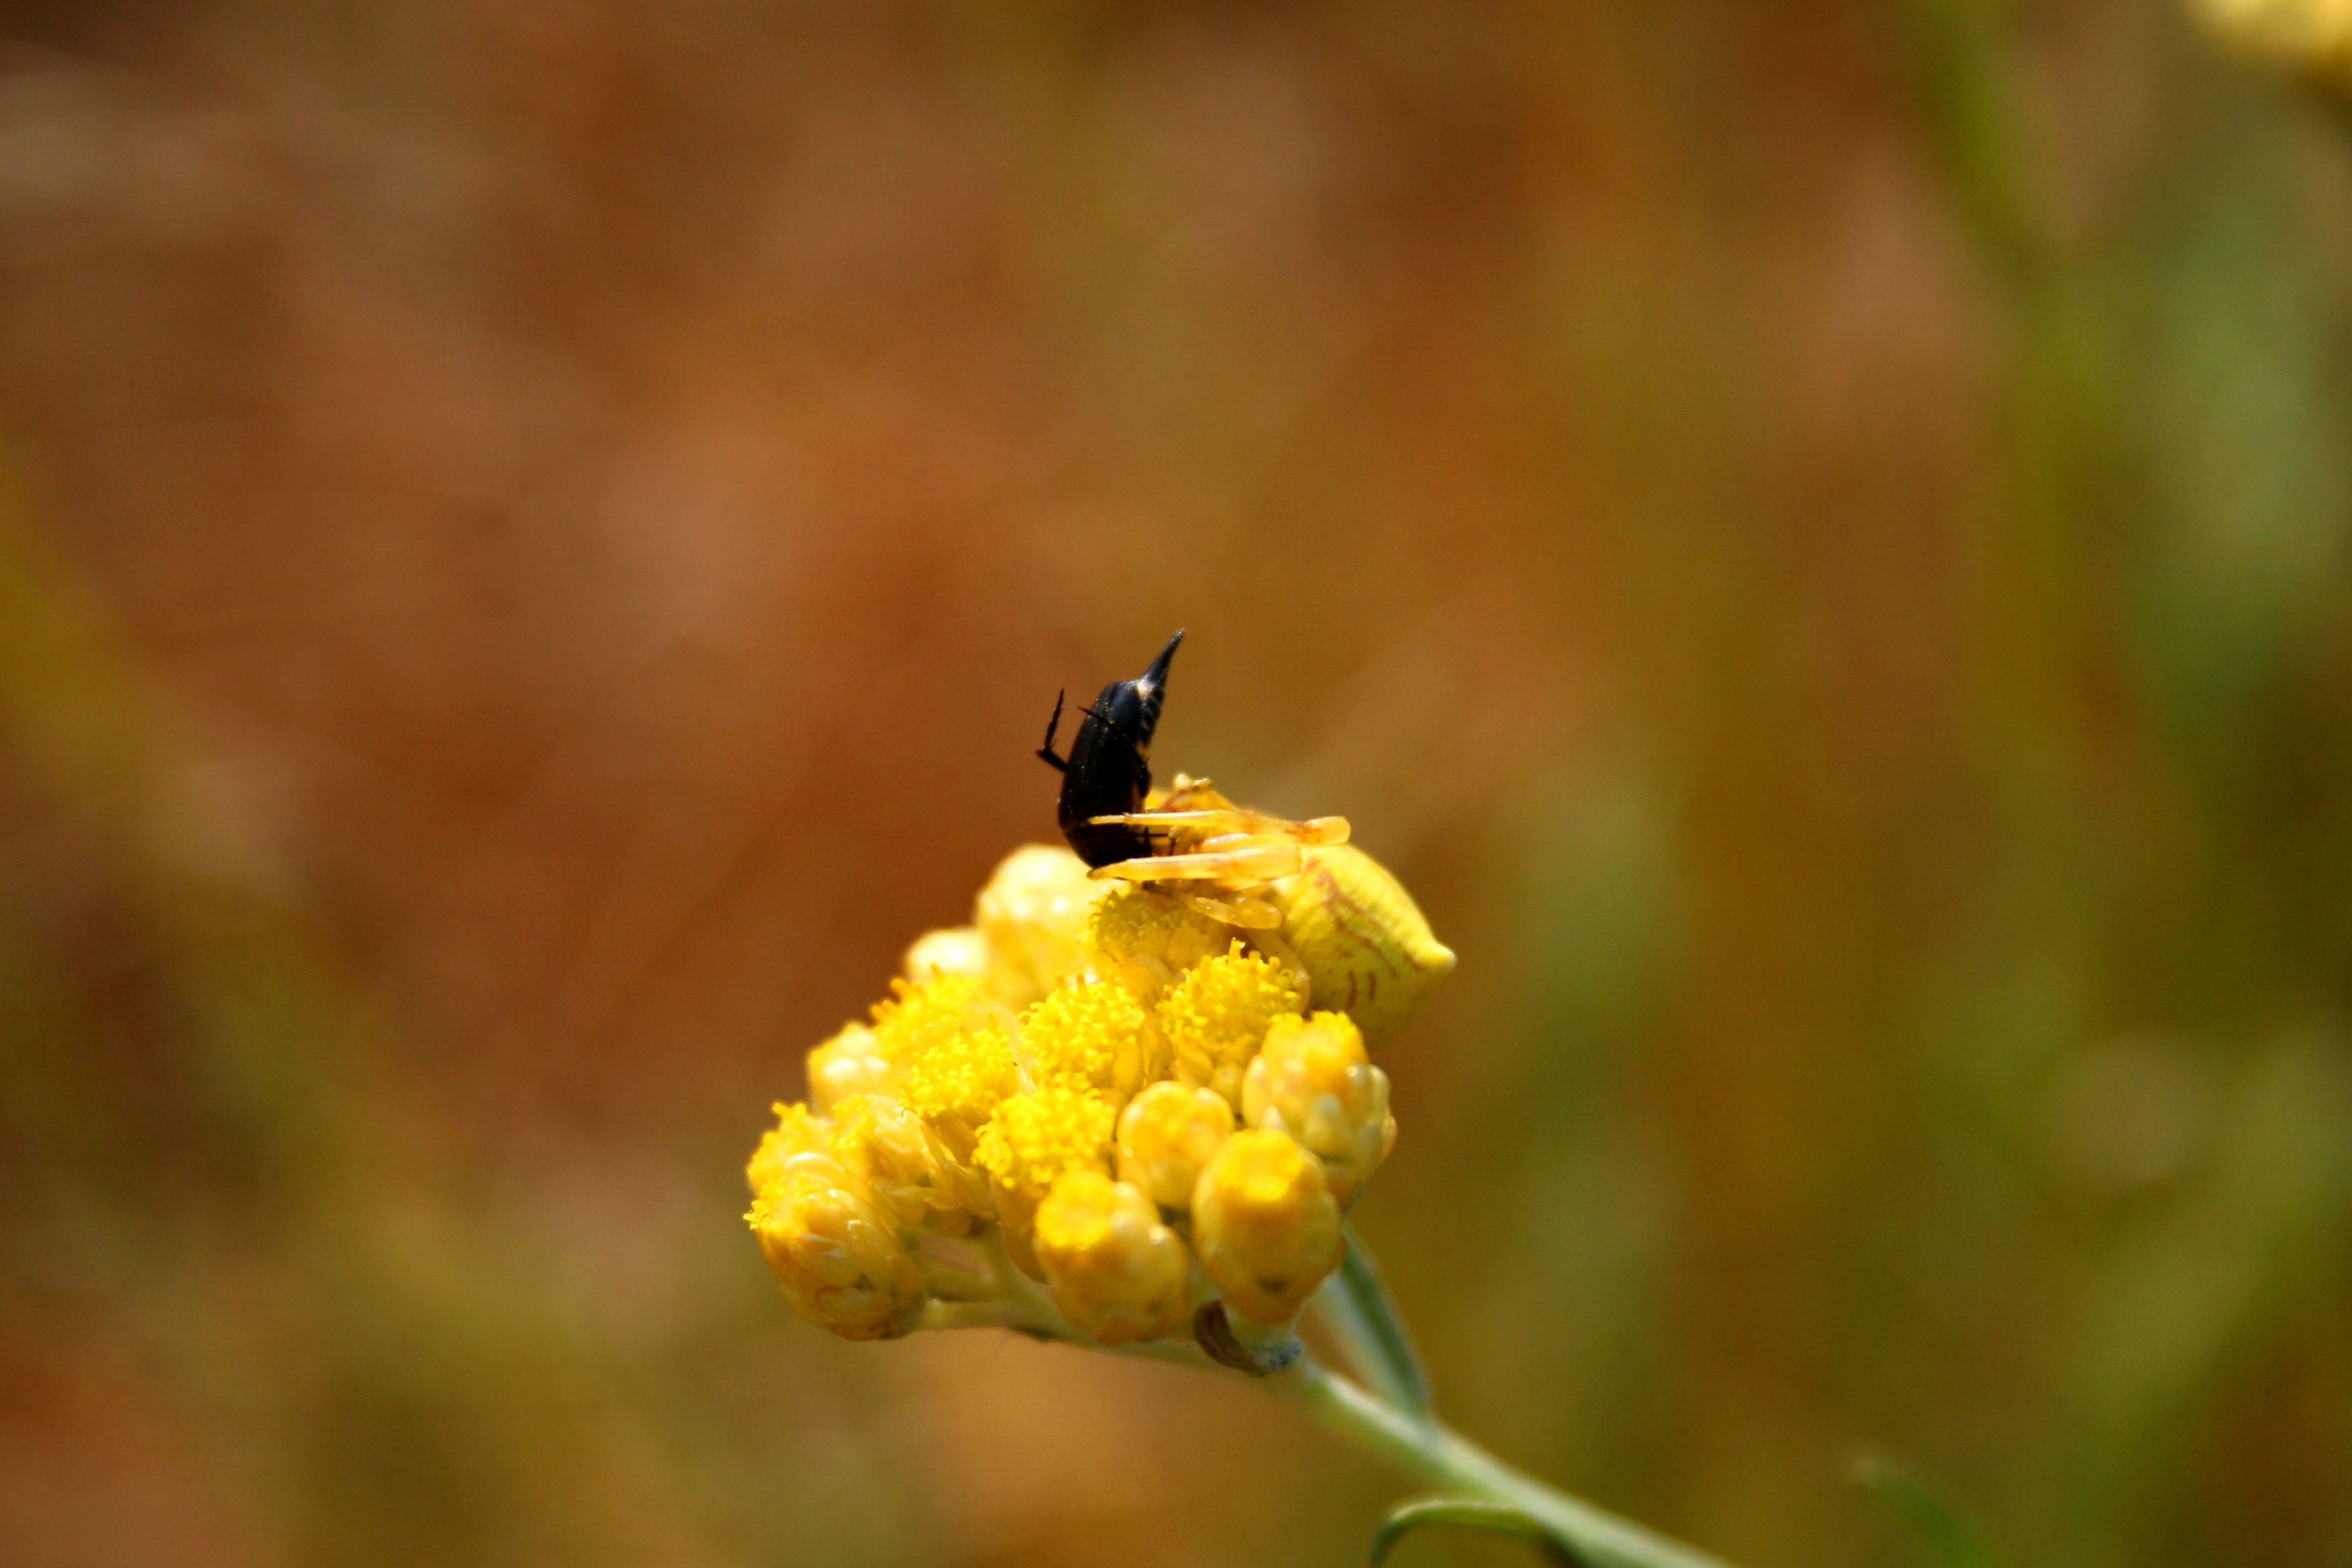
[2,3,2349,1565]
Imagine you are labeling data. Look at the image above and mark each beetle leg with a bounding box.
[1034,689,1069,771]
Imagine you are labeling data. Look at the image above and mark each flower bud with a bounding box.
[1266,844,1454,1049]
[1116,1080,1234,1212]
[904,925,991,987]
[806,1022,895,1114]
[1033,1169,1190,1344]
[975,844,1107,1008]
[1191,1127,1342,1326]
[748,1100,834,1194]
[1242,1012,1394,1208]
[747,1157,925,1341]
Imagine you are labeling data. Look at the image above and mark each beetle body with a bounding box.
[1038,631,1350,930]
[1037,629,1184,868]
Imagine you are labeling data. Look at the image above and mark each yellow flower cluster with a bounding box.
[745,838,1453,1347]
[2192,0,2352,89]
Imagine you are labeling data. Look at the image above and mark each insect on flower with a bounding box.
[1035,630,1351,930]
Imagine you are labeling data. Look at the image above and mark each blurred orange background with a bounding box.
[1,3,2348,1566]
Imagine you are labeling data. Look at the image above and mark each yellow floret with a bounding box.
[805,1022,895,1114]
[975,1085,1118,1275]
[1020,977,1163,1101]
[1116,1080,1235,1212]
[877,975,1018,1123]
[1158,941,1306,1108]
[1082,886,1231,1003]
[975,844,1107,1008]
[976,1086,1118,1207]
[1191,1127,1342,1326]
[830,1092,983,1230]
[864,974,1019,1210]
[873,974,1003,1067]
[747,1161,926,1340]
[1033,1169,1191,1344]
[1242,1011,1395,1208]
[747,1101,833,1194]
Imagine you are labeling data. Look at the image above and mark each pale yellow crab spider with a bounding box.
[1081,777,1351,929]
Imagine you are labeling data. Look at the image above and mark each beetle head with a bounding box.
[1101,628,1183,747]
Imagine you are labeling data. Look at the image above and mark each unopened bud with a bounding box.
[1033,1169,1190,1344]
[747,1159,926,1341]
[1242,1011,1394,1208]
[806,1022,895,1114]
[1191,1127,1342,1326]
[904,926,991,987]
[1116,1080,1234,1212]
[975,844,1108,1008]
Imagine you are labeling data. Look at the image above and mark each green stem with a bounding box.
[938,1220,1737,1568]
[1268,1357,1736,1568]
[1312,1224,1434,1420]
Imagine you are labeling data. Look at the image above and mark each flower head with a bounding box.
[746,801,1447,1352]
[1084,886,1231,1003]
[1158,942,1306,1109]
[881,975,1017,1161]
[1019,976,1163,1100]
[974,1084,1118,1274]
[975,1086,1118,1210]
[830,1092,979,1232]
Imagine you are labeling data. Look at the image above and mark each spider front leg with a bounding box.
[1094,808,1351,847]
[1085,836,1308,891]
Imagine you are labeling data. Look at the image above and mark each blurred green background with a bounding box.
[1,3,2349,1565]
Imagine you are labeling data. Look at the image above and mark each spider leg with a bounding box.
[1089,810,1351,846]
[1175,890,1283,929]
[1085,840,1306,889]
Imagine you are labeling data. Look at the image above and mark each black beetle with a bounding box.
[1036,629,1185,868]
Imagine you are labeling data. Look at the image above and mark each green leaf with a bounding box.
[1370,1499,1585,1567]
[1850,1450,2000,1568]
